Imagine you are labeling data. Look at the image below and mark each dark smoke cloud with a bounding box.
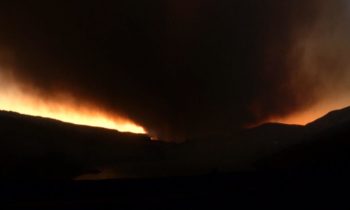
[0,0,348,141]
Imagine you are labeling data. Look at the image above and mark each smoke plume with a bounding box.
[0,0,349,141]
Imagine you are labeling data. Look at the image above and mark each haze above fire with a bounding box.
[0,0,349,141]
[0,70,145,134]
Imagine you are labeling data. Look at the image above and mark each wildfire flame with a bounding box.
[0,71,146,134]
[269,96,350,126]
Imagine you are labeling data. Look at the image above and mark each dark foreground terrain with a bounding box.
[1,172,350,210]
[2,107,350,209]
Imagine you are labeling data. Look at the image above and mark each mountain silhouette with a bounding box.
[256,106,350,172]
[2,107,350,209]
[0,111,158,179]
[307,106,350,131]
[2,106,350,179]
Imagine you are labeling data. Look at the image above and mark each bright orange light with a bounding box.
[268,96,350,126]
[270,109,328,125]
[0,71,146,134]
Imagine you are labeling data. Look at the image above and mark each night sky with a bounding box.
[0,0,350,141]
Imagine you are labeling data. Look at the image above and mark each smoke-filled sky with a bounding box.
[0,0,350,141]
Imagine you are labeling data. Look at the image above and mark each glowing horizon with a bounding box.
[0,72,146,134]
[268,96,350,126]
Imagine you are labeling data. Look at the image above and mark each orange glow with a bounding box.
[270,108,329,125]
[269,96,350,126]
[0,71,146,134]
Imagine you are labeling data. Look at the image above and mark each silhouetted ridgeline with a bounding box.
[256,106,350,172]
[2,106,350,179]
[0,111,159,179]
[2,108,350,208]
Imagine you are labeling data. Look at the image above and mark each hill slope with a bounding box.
[256,106,350,172]
[0,111,156,179]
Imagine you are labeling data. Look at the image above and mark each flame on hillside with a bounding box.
[0,70,146,134]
